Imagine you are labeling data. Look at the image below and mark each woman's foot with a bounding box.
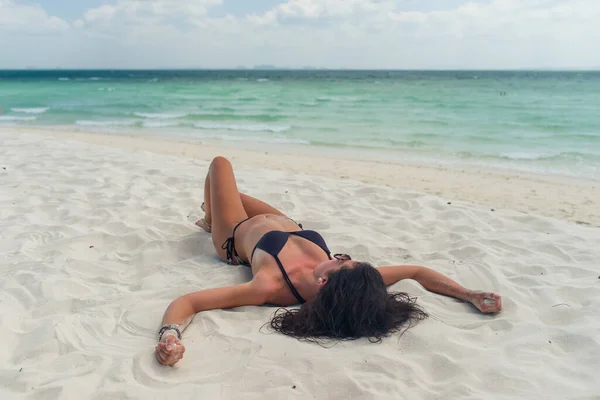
[196,202,211,232]
[195,218,211,232]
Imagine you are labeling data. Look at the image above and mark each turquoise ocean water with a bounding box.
[1,70,599,180]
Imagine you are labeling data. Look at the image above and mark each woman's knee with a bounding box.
[210,156,231,166]
[210,156,232,172]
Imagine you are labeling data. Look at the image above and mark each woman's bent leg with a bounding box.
[200,183,285,230]
[205,157,248,260]
[239,193,286,218]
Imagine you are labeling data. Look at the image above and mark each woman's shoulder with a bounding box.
[252,268,300,306]
[251,269,281,296]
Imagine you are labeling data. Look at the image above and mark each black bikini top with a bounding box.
[250,230,332,303]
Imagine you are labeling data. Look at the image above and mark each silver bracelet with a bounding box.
[158,324,182,341]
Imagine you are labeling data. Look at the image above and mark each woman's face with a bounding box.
[314,255,356,283]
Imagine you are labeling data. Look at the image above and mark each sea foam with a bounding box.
[133,112,188,119]
[142,121,179,128]
[76,120,137,127]
[193,122,291,133]
[11,108,49,114]
[0,116,37,121]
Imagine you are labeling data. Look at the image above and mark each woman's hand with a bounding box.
[468,291,502,314]
[155,331,186,366]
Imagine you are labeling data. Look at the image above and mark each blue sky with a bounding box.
[1,0,598,69]
[25,0,487,19]
[25,0,284,19]
[22,1,105,19]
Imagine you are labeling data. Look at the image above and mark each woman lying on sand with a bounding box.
[155,156,502,366]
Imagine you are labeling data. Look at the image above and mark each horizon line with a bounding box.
[2,67,600,72]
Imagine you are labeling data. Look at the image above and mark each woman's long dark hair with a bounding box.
[270,262,427,343]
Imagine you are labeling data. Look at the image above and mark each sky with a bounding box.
[0,0,599,69]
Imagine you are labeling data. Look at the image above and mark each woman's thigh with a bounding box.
[207,157,248,258]
[240,193,286,218]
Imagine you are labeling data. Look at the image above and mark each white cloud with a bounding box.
[1,0,599,69]
[83,5,116,24]
[0,0,69,33]
[82,0,222,26]
[247,10,278,26]
[274,0,396,19]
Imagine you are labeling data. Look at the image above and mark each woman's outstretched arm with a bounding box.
[155,280,268,366]
[376,265,502,314]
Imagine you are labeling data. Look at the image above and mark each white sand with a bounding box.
[1,128,599,399]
